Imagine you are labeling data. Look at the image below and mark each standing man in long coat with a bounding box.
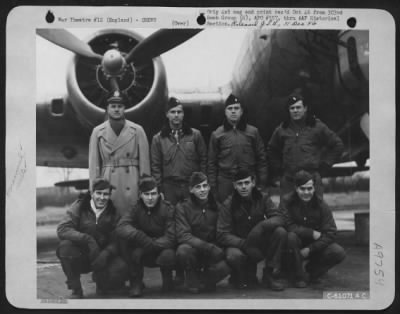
[89,91,150,215]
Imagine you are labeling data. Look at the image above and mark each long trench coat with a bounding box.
[89,120,150,215]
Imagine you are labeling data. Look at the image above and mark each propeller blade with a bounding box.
[360,113,369,139]
[125,29,203,64]
[36,29,102,60]
[109,77,120,93]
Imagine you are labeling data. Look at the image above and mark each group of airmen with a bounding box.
[56,90,346,298]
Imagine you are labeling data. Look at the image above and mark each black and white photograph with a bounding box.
[5,6,395,310]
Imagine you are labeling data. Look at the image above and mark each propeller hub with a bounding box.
[101,49,126,76]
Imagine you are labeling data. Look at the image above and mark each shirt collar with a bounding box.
[90,199,106,217]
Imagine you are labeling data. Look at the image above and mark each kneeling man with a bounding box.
[217,169,287,291]
[282,170,346,287]
[56,178,127,298]
[176,172,231,293]
[116,175,176,297]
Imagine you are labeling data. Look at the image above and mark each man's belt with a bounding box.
[102,158,139,167]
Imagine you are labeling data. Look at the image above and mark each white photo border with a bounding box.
[5,6,396,310]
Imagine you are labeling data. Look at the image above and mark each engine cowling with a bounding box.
[66,29,168,136]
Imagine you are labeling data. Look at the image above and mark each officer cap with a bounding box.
[225,93,240,107]
[107,91,127,105]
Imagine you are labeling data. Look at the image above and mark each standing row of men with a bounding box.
[57,90,346,298]
[89,90,344,215]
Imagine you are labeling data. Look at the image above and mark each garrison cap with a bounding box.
[287,92,304,107]
[165,97,182,112]
[234,168,253,182]
[189,172,208,189]
[139,175,158,192]
[92,178,115,192]
[294,170,314,187]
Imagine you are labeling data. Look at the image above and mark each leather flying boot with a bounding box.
[262,267,285,291]
[294,279,308,288]
[173,267,185,287]
[202,261,231,292]
[228,272,238,286]
[245,261,259,287]
[70,287,83,299]
[93,271,109,297]
[185,269,201,294]
[200,270,216,292]
[128,278,143,298]
[67,277,84,298]
[59,257,84,298]
[161,268,174,292]
[234,269,248,289]
[96,283,108,297]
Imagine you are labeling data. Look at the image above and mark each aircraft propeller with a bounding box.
[36,29,103,60]
[37,28,202,93]
[124,29,203,64]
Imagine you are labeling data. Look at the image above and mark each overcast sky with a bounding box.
[36,28,248,187]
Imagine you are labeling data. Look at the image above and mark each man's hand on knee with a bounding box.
[204,243,224,263]
[91,249,111,271]
[242,240,264,262]
[86,236,100,261]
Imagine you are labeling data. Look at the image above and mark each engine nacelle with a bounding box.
[336,30,369,100]
[66,29,168,137]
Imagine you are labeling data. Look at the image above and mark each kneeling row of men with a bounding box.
[56,169,346,298]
